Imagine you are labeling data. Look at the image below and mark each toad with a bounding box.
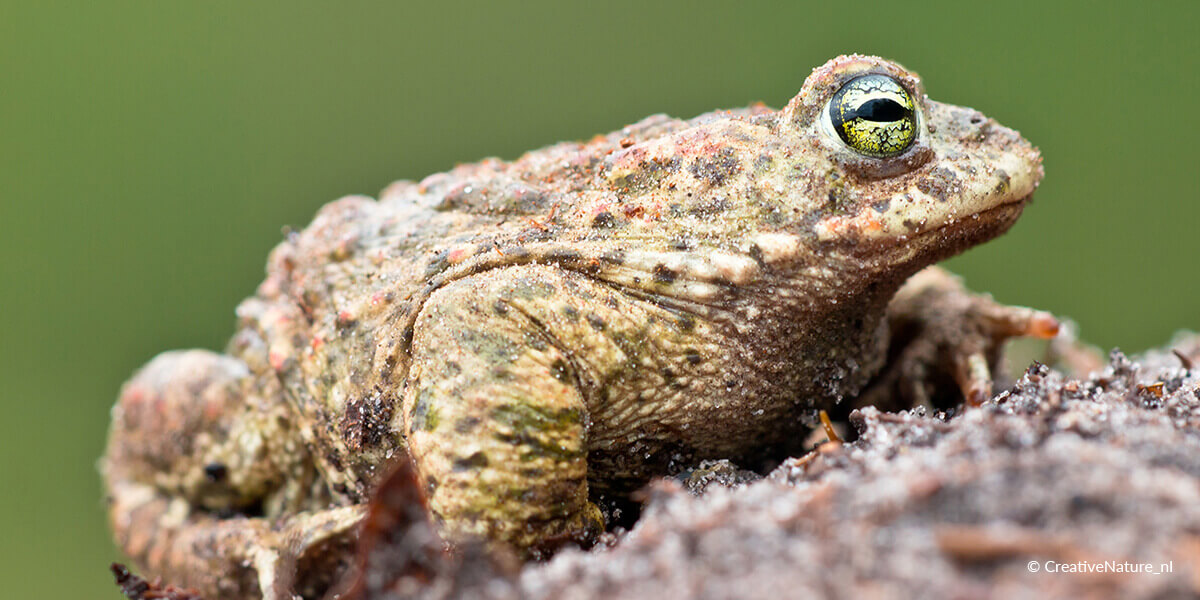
[103,55,1055,599]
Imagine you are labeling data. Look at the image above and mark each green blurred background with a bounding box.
[2,1,1197,597]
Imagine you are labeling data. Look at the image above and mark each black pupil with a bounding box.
[853,98,906,122]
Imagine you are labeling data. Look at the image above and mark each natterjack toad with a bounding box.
[103,55,1054,599]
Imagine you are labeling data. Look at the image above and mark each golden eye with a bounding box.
[828,74,917,158]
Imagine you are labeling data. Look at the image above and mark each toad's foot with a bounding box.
[107,482,362,600]
[855,267,1059,411]
[104,350,363,600]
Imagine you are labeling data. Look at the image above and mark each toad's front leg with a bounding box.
[856,266,1059,411]
[404,265,610,557]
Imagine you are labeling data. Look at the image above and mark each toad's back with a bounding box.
[238,107,803,498]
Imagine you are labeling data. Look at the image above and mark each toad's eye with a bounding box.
[828,74,917,158]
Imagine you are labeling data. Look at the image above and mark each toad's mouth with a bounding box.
[912,193,1030,243]
[887,193,1032,266]
[826,191,1033,257]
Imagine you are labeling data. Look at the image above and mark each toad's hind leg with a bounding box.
[103,350,360,600]
[404,266,606,557]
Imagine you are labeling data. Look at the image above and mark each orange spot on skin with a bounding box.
[268,350,287,372]
[818,213,884,236]
[311,336,324,351]
[591,201,612,216]
[122,386,146,405]
[648,203,664,221]
[527,203,559,231]
[447,248,470,264]
[202,398,224,421]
